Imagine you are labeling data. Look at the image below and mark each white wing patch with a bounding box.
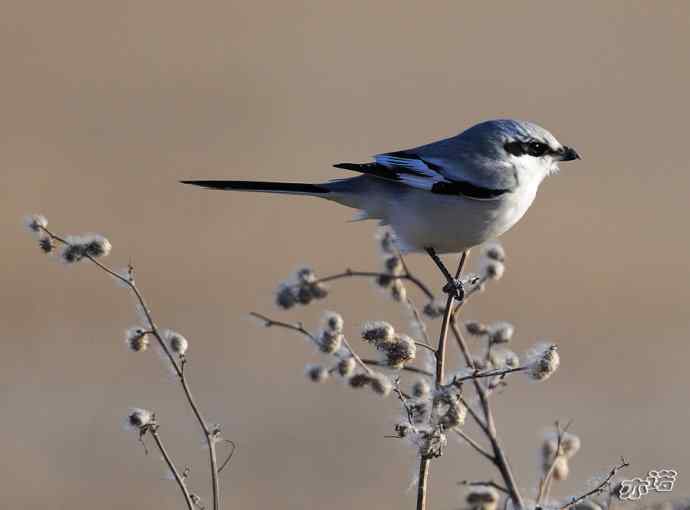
[374,154,446,190]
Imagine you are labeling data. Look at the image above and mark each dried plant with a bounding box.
[25,213,634,510]
[252,227,630,510]
[24,214,235,510]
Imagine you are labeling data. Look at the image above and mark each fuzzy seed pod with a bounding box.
[362,321,395,345]
[38,235,55,254]
[422,301,445,319]
[488,321,514,344]
[60,242,86,264]
[411,379,431,398]
[552,456,570,480]
[348,373,371,389]
[481,259,505,280]
[125,327,149,353]
[275,283,296,309]
[127,408,153,430]
[377,229,397,255]
[376,274,392,288]
[467,486,499,510]
[384,256,403,276]
[560,432,581,458]
[336,357,356,377]
[390,279,407,302]
[381,334,417,368]
[483,242,506,263]
[309,282,329,299]
[408,398,430,425]
[465,320,488,336]
[527,344,560,381]
[25,214,48,233]
[395,422,411,438]
[317,329,343,354]
[165,330,189,356]
[369,372,393,396]
[83,234,112,258]
[305,364,329,383]
[322,311,344,333]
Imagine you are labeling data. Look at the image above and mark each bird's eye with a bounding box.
[526,142,548,157]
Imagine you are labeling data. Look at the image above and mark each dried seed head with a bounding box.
[394,422,411,438]
[310,282,329,299]
[322,311,344,333]
[362,321,395,345]
[560,432,581,458]
[483,241,506,263]
[481,259,505,280]
[126,408,153,430]
[491,349,520,369]
[82,234,112,258]
[381,334,417,368]
[384,255,403,276]
[527,344,560,381]
[376,273,392,288]
[275,283,296,309]
[317,329,343,354]
[552,456,570,480]
[368,372,393,396]
[422,300,445,319]
[336,357,356,377]
[488,321,514,344]
[38,235,55,254]
[125,327,150,352]
[390,279,407,302]
[295,267,316,284]
[467,486,500,510]
[377,228,397,255]
[348,373,371,389]
[296,286,313,305]
[165,330,189,356]
[305,364,329,383]
[409,398,430,425]
[411,379,431,398]
[465,320,488,336]
[60,241,86,264]
[24,214,48,233]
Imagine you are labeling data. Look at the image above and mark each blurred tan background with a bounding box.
[2,1,689,508]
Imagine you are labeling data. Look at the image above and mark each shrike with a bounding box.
[182,119,579,296]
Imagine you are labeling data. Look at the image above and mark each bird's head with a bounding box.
[460,119,580,182]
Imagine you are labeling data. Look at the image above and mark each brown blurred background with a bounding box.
[2,1,689,509]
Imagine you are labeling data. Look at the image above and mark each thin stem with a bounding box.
[558,459,629,510]
[416,457,431,510]
[415,251,468,510]
[149,427,195,510]
[43,227,222,510]
[537,422,569,504]
[251,312,373,375]
[314,269,435,300]
[451,319,525,510]
[434,251,468,387]
[454,429,495,463]
[360,359,433,377]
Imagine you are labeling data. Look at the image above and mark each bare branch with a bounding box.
[558,459,629,510]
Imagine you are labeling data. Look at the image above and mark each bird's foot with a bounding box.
[442,278,465,301]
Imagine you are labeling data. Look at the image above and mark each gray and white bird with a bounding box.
[182,119,579,291]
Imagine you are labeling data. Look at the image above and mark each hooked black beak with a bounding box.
[559,146,581,161]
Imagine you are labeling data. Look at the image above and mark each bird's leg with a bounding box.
[425,248,468,300]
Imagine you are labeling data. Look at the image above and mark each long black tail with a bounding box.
[180,180,330,194]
